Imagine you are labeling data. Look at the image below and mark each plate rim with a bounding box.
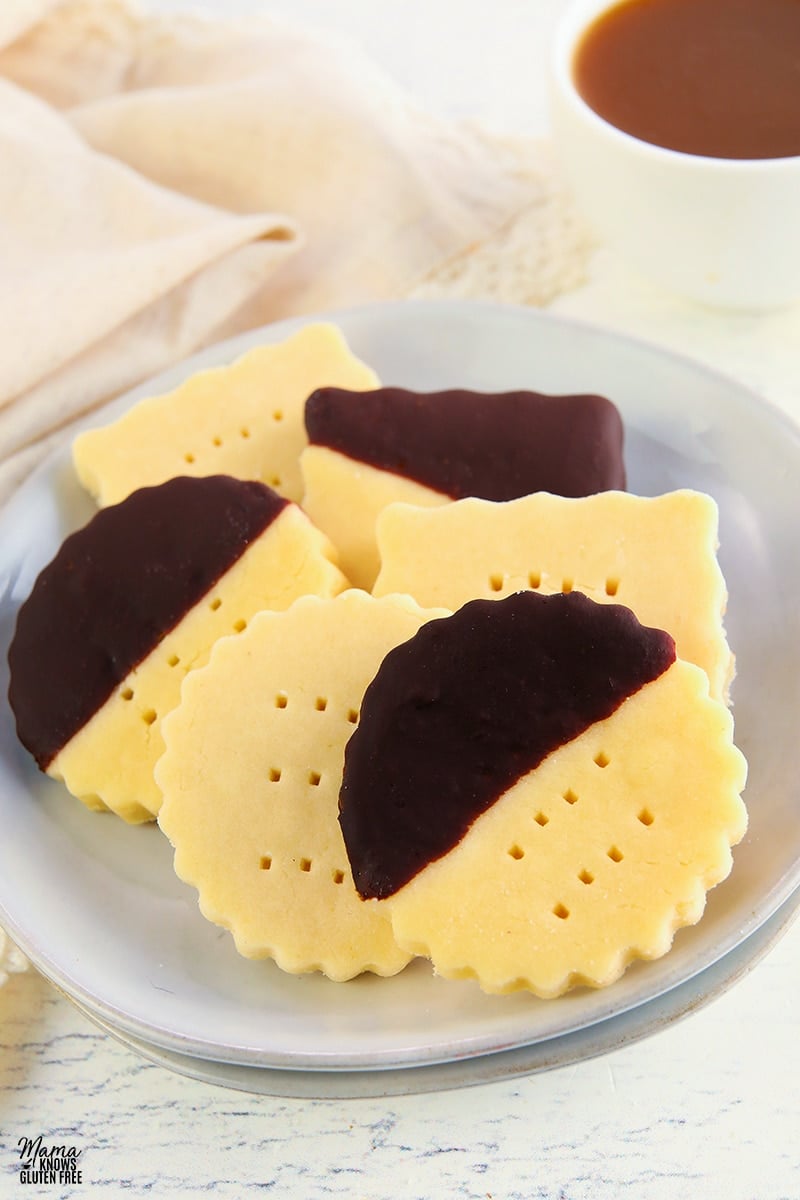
[62,888,800,1097]
[7,299,800,488]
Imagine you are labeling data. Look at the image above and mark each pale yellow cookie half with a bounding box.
[156,591,449,981]
[385,658,747,997]
[73,323,378,507]
[51,502,346,823]
[374,490,733,700]
[301,446,447,589]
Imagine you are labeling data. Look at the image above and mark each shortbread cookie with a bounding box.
[301,386,625,588]
[339,592,748,997]
[73,323,379,507]
[157,591,448,981]
[374,489,732,700]
[8,475,346,823]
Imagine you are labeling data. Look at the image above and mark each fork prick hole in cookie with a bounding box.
[607,845,624,863]
[507,844,525,860]
[553,902,570,920]
[275,693,288,709]
[259,855,272,871]
[563,787,578,805]
[578,868,594,885]
[638,807,655,826]
[268,767,282,783]
[315,696,328,712]
[299,857,312,873]
[605,577,620,596]
[489,573,504,593]
[534,811,549,827]
[594,750,610,768]
[308,770,322,787]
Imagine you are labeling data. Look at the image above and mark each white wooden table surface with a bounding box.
[3,2,799,1197]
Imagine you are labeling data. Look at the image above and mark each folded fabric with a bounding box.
[0,0,592,505]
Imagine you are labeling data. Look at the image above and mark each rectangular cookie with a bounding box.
[73,323,379,507]
[373,489,733,701]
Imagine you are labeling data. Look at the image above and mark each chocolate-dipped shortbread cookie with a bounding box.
[301,387,625,588]
[339,591,747,997]
[8,475,346,823]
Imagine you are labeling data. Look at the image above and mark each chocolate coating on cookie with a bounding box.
[8,475,288,769]
[339,591,674,900]
[305,387,625,498]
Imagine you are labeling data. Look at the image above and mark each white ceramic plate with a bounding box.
[66,890,800,1097]
[1,300,798,1074]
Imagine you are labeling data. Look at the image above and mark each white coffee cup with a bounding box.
[549,0,800,311]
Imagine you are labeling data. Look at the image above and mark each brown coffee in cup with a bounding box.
[573,0,800,160]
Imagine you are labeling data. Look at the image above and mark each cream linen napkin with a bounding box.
[0,0,591,505]
[0,0,592,982]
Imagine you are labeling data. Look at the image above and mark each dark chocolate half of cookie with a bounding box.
[8,475,287,769]
[305,387,625,499]
[339,591,674,900]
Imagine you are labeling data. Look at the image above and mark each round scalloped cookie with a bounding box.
[385,659,747,997]
[156,591,449,982]
[8,476,346,823]
[73,323,379,507]
[338,592,747,997]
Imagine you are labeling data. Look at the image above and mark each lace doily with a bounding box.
[0,929,29,984]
